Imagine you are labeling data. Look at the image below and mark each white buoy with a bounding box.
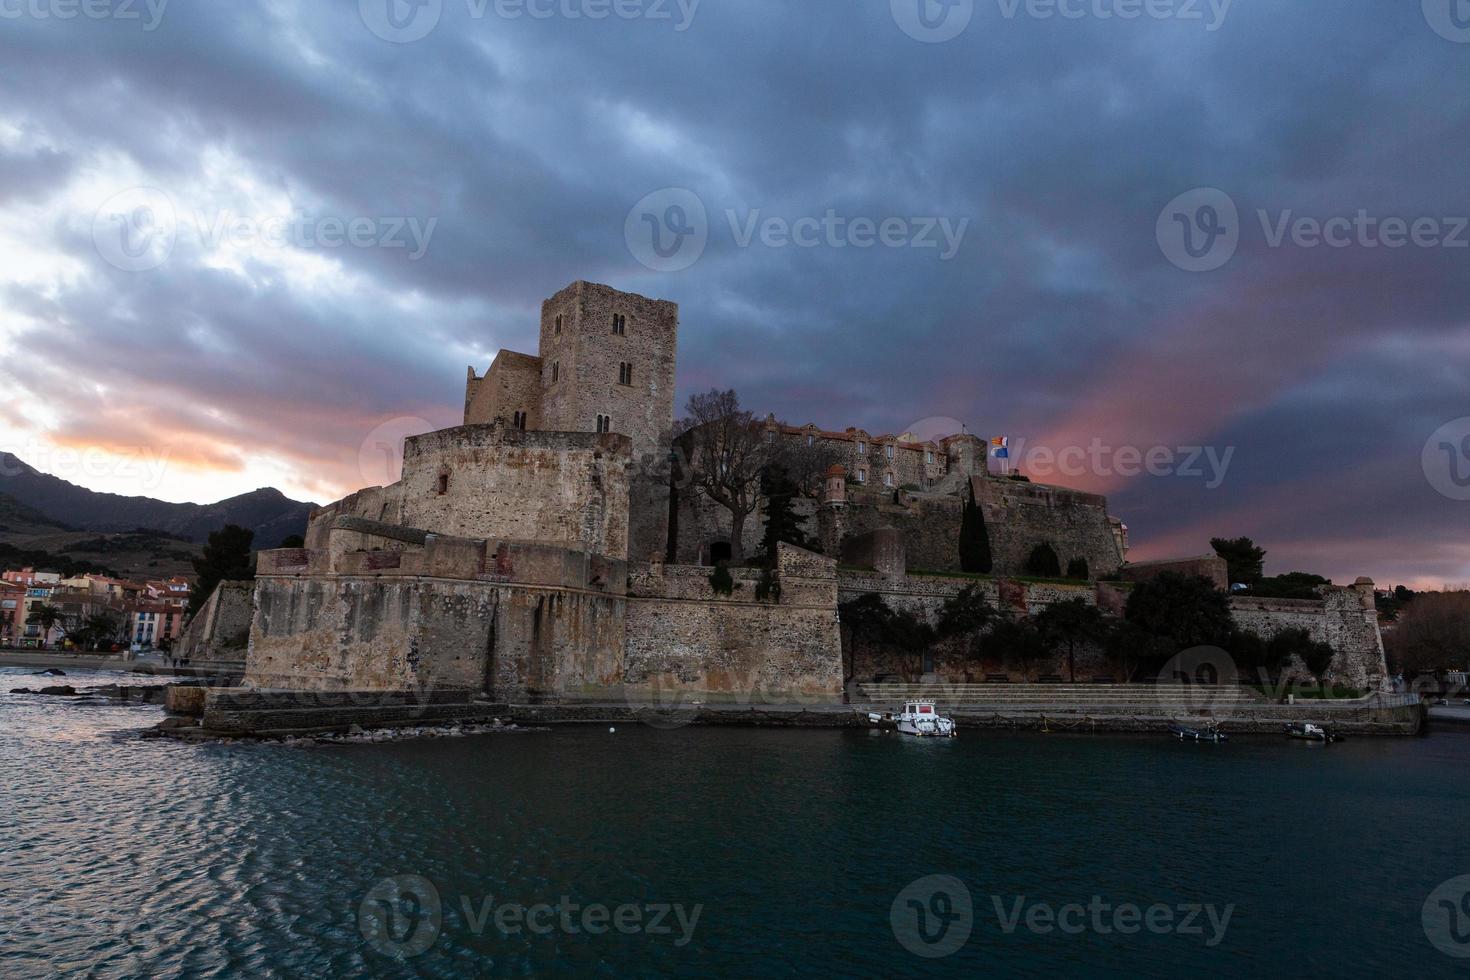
[609,727,616,733]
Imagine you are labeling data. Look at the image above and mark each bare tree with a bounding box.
[1385,591,1470,676]
[768,431,847,498]
[677,390,768,565]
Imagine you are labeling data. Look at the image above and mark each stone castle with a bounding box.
[232,281,1389,707]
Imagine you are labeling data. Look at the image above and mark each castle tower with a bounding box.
[537,281,678,465]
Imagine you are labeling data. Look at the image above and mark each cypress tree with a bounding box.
[958,481,993,574]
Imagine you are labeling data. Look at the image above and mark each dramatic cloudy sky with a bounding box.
[1,0,1467,586]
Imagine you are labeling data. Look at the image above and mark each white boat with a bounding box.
[1284,722,1342,743]
[867,700,957,738]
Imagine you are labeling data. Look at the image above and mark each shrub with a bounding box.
[1024,543,1061,578]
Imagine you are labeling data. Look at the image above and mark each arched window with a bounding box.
[513,411,527,430]
[612,313,626,335]
[618,362,633,386]
[596,414,612,434]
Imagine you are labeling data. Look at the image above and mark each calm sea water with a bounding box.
[3,666,1469,978]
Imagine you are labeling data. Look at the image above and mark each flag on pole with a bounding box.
[990,436,1009,460]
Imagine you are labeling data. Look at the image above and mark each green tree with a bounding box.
[1103,621,1172,682]
[25,604,62,647]
[1210,536,1266,587]
[277,534,306,549]
[1250,572,1331,600]
[1025,542,1061,578]
[708,562,735,596]
[1065,557,1090,581]
[1124,572,1234,654]
[188,524,256,618]
[757,464,817,563]
[1036,597,1109,682]
[958,481,992,574]
[989,616,1048,681]
[935,585,995,668]
[839,593,937,679]
[1265,627,1335,686]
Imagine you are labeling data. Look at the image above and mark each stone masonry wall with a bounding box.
[974,476,1125,578]
[1230,583,1388,690]
[537,281,678,466]
[247,535,627,699]
[623,544,843,703]
[174,579,255,665]
[464,350,543,430]
[400,426,631,560]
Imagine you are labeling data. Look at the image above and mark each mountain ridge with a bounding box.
[0,452,317,546]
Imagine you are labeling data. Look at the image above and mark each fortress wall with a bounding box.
[622,545,843,702]
[464,350,543,429]
[174,580,255,665]
[975,477,1125,578]
[400,426,631,560]
[836,571,1109,682]
[1230,584,1388,690]
[834,491,964,572]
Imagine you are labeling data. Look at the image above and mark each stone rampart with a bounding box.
[622,544,843,703]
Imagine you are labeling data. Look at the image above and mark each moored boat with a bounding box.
[1285,722,1343,743]
[867,700,957,738]
[1170,724,1228,742]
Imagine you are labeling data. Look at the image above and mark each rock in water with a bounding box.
[39,686,78,696]
[37,669,67,677]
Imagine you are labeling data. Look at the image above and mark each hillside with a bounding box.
[0,453,317,547]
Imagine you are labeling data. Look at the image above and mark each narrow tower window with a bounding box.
[612,313,626,334]
[618,362,633,386]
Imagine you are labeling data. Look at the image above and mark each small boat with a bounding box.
[867,700,957,738]
[1284,722,1343,743]
[1170,724,1228,742]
